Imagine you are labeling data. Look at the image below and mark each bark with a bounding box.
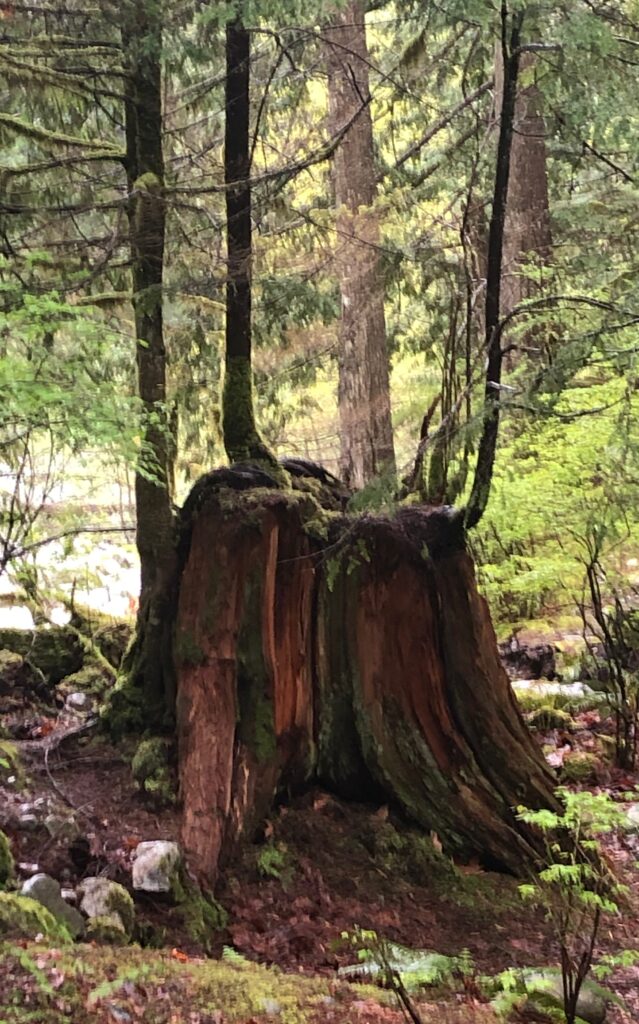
[121,1,176,722]
[223,18,272,467]
[465,5,524,530]
[175,480,557,887]
[325,0,396,490]
[497,50,552,322]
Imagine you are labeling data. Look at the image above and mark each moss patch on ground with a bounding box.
[0,942,437,1024]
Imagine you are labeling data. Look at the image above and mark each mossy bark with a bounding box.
[118,2,176,725]
[175,485,557,886]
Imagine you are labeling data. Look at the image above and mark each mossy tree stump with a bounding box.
[175,480,557,886]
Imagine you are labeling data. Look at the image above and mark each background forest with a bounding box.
[3,0,639,634]
[2,5,639,1024]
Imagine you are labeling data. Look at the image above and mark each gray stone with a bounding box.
[132,840,181,894]
[625,802,639,829]
[525,970,609,1024]
[18,814,41,832]
[65,691,92,712]
[21,873,85,939]
[44,814,80,841]
[78,877,134,937]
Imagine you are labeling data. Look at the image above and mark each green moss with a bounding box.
[174,630,206,667]
[169,872,227,950]
[134,171,162,193]
[527,706,575,731]
[0,893,71,943]
[0,942,391,1023]
[102,678,147,739]
[222,358,287,483]
[561,751,599,783]
[0,831,14,886]
[131,737,176,807]
[105,886,135,937]
[86,914,129,945]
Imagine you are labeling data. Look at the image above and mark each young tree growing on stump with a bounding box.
[223,14,274,468]
[120,0,177,723]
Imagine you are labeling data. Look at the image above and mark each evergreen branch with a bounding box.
[389,78,493,174]
[0,113,124,155]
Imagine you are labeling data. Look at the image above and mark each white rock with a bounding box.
[132,840,181,894]
[65,691,92,711]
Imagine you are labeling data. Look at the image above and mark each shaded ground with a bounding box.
[0,667,637,1021]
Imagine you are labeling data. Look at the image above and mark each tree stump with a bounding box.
[175,479,556,885]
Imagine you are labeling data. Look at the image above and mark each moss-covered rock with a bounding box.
[0,892,71,942]
[85,913,130,945]
[527,706,576,732]
[131,737,176,806]
[0,830,14,886]
[561,751,600,784]
[0,627,83,685]
[78,878,135,939]
[56,664,108,703]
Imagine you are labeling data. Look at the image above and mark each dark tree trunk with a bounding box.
[175,481,557,887]
[465,4,524,529]
[121,0,176,722]
[325,0,396,489]
[223,17,271,466]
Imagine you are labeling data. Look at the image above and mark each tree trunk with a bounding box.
[223,17,272,466]
[121,1,176,722]
[465,5,524,529]
[498,49,552,323]
[175,479,557,887]
[325,0,396,490]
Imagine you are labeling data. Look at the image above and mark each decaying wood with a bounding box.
[174,478,556,886]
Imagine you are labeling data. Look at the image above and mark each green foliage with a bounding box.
[339,928,474,993]
[517,790,628,1024]
[256,842,292,883]
[0,831,15,887]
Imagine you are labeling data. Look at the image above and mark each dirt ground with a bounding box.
[0,697,637,1023]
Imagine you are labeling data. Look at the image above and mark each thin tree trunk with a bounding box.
[223,17,272,466]
[121,0,176,721]
[465,4,523,529]
[325,0,396,490]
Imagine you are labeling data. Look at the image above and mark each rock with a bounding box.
[44,813,80,841]
[624,802,639,830]
[524,970,609,1024]
[132,840,181,894]
[0,891,72,942]
[78,877,134,938]
[21,874,84,938]
[18,814,41,832]
[57,665,108,704]
[0,627,83,685]
[500,638,557,680]
[561,751,599,784]
[85,914,130,946]
[65,691,92,712]
[528,706,575,731]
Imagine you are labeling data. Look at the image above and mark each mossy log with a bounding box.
[0,627,83,685]
[175,485,557,885]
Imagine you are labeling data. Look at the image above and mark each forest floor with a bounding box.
[0,657,638,1022]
